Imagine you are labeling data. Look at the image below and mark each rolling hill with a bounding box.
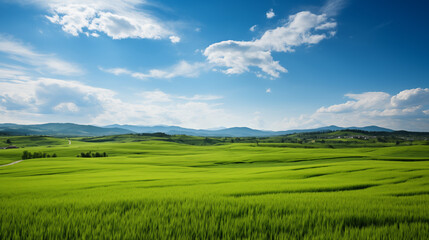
[0,123,133,137]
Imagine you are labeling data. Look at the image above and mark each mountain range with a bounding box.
[0,123,132,137]
[104,124,394,137]
[0,123,397,137]
[0,123,398,137]
[0,123,393,137]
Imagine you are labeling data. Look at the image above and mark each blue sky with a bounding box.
[0,0,428,131]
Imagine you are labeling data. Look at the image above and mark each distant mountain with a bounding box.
[0,123,396,137]
[105,124,394,137]
[0,123,134,137]
[346,125,394,132]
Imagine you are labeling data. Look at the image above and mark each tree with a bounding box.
[6,139,12,145]
[22,151,29,160]
[52,153,57,158]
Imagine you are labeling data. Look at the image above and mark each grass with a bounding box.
[0,136,428,239]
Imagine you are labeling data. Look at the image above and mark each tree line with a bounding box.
[77,151,108,158]
[22,151,57,160]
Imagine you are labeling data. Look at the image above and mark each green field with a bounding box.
[1,136,429,239]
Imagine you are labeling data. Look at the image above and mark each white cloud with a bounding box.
[316,22,337,30]
[317,92,390,113]
[140,90,222,103]
[321,0,346,17]
[1,69,427,131]
[177,94,222,101]
[266,9,275,19]
[0,74,236,128]
[103,10,337,80]
[0,77,115,118]
[0,35,82,75]
[266,88,271,93]
[204,11,337,78]
[204,40,287,77]
[53,102,79,112]
[390,88,429,108]
[102,61,207,80]
[20,0,177,41]
[169,35,181,43]
[140,90,172,103]
[268,88,429,132]
[100,67,131,76]
[312,88,429,131]
[0,66,31,81]
[255,11,335,51]
[250,25,257,32]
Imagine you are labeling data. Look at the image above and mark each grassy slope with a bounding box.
[0,139,428,239]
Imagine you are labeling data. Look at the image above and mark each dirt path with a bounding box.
[0,160,22,167]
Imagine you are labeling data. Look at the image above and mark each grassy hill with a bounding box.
[0,135,428,239]
[0,123,133,137]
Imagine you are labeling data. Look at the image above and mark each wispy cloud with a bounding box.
[101,61,207,80]
[0,35,82,75]
[177,94,222,101]
[321,0,347,16]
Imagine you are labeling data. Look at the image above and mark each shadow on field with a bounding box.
[229,184,379,197]
[391,191,429,197]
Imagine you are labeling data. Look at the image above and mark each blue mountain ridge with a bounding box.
[0,123,396,137]
[105,124,394,137]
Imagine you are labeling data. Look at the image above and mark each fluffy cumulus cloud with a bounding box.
[268,88,429,132]
[0,36,82,75]
[0,77,115,117]
[266,9,275,19]
[0,68,236,128]
[313,88,429,131]
[24,0,179,42]
[204,11,337,78]
[317,92,391,113]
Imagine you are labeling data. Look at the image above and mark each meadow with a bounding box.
[0,135,428,239]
